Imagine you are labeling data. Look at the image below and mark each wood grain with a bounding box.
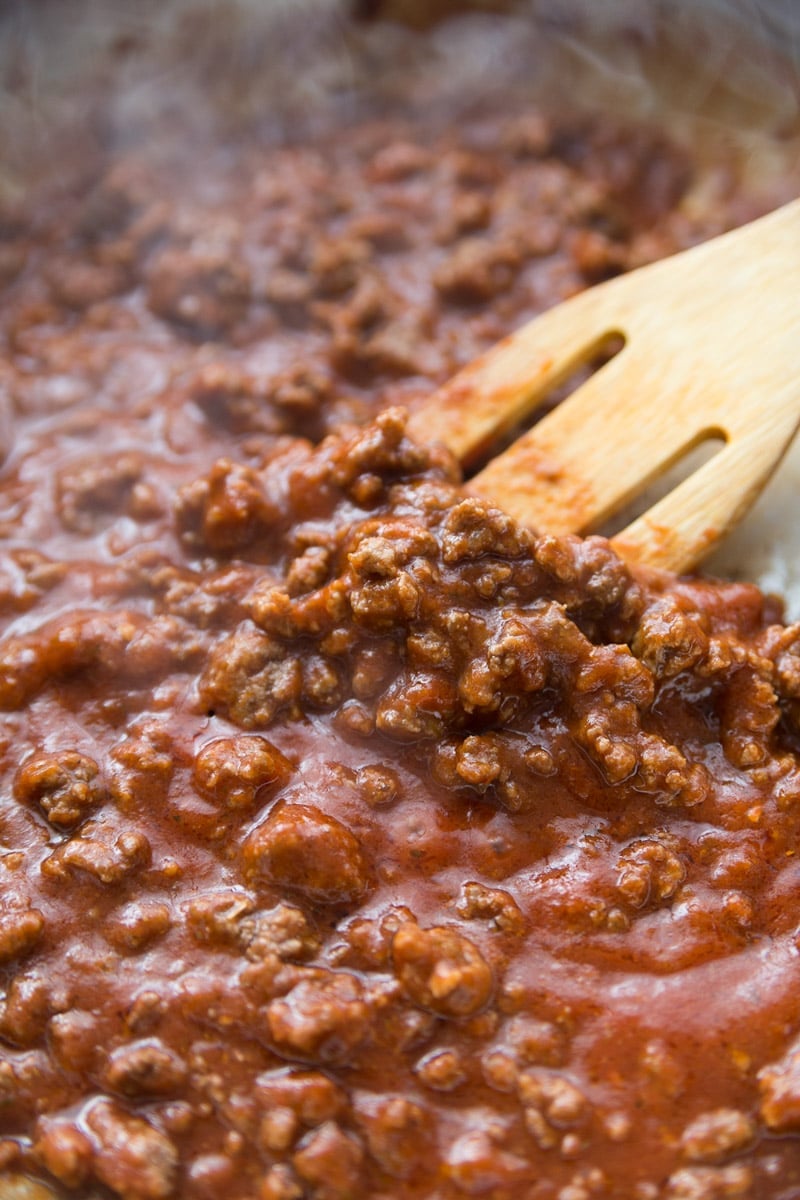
[409,199,800,573]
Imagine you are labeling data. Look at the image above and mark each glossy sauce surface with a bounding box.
[1,105,799,1200]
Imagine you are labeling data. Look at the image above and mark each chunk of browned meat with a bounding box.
[244,803,371,904]
[392,924,493,1017]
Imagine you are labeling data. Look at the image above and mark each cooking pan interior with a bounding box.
[2,6,800,1198]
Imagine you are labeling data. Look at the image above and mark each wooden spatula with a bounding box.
[408,199,800,574]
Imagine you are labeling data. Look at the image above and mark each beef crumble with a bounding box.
[1,101,799,1200]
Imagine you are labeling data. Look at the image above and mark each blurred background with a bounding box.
[1,0,798,181]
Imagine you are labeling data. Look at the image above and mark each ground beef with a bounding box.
[0,60,798,1200]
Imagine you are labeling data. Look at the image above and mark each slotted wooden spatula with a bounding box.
[408,199,800,574]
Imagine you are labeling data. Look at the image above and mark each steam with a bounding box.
[0,0,366,189]
[2,0,799,190]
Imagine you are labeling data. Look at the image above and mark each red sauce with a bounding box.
[0,102,798,1200]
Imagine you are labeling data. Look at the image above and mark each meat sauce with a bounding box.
[1,103,800,1200]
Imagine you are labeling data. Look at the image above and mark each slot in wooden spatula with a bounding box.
[408,199,800,573]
